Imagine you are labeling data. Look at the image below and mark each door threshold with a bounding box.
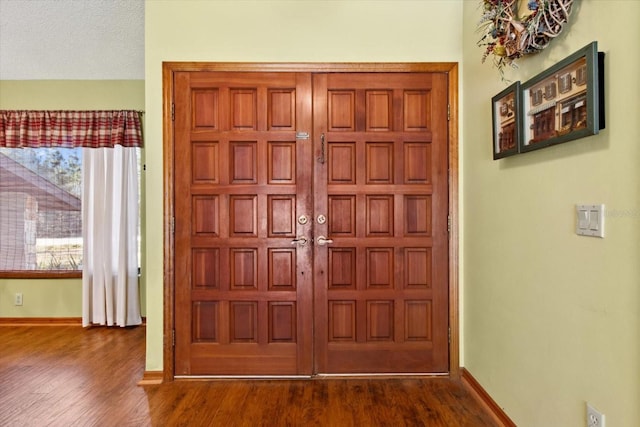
[314,373,450,379]
[174,373,450,380]
[175,375,313,380]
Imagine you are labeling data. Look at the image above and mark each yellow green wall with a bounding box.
[0,278,82,317]
[0,80,146,318]
[462,1,640,426]
[144,0,464,371]
[3,1,637,425]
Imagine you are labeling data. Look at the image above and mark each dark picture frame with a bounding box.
[491,81,521,159]
[520,41,605,153]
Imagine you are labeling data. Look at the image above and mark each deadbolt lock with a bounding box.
[298,215,309,225]
[317,214,327,224]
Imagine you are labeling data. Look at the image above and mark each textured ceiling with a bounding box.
[0,0,144,80]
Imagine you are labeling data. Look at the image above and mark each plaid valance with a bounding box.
[0,110,143,148]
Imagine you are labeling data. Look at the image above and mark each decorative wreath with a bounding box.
[478,0,575,74]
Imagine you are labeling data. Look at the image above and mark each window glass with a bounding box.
[0,147,82,271]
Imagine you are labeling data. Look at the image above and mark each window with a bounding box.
[0,110,144,277]
[0,147,82,273]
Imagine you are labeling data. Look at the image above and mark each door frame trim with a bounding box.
[162,62,459,382]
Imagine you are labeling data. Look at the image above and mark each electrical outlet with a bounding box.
[14,292,23,306]
[587,403,605,427]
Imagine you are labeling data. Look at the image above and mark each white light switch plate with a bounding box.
[576,204,604,238]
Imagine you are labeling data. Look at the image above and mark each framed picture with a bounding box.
[492,81,521,159]
[520,41,605,153]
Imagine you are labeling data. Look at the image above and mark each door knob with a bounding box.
[291,236,307,246]
[316,235,333,246]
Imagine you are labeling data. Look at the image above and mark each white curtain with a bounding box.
[82,146,141,327]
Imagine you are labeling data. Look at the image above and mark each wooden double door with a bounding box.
[173,69,449,376]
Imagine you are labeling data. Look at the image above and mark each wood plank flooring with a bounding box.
[0,326,499,426]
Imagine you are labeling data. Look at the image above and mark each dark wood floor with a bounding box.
[0,325,498,426]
